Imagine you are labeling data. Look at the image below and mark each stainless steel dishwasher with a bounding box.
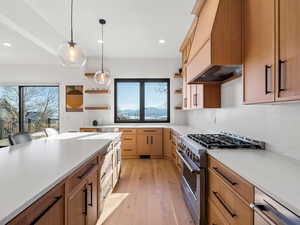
[251,188,300,225]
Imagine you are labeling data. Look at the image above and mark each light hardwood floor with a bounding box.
[98,159,194,225]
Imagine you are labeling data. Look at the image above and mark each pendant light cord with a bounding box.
[70,0,74,44]
[101,23,104,73]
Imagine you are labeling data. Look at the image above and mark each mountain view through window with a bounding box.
[115,79,170,123]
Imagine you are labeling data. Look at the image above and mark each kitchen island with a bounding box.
[0,132,121,225]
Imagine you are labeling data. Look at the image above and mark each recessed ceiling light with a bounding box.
[3,42,12,47]
[97,39,104,44]
[159,39,166,44]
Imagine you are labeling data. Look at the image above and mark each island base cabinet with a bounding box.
[86,171,98,225]
[7,184,65,225]
[67,183,87,225]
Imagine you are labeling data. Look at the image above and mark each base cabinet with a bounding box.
[7,184,65,225]
[67,183,87,225]
[6,142,121,225]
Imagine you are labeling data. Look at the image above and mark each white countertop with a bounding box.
[208,150,300,216]
[0,132,121,225]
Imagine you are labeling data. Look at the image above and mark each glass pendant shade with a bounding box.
[94,70,112,87]
[58,42,87,67]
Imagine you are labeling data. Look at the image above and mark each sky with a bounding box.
[117,82,168,110]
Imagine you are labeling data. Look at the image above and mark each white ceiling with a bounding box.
[0,0,195,64]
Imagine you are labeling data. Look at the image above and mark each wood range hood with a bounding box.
[185,0,243,85]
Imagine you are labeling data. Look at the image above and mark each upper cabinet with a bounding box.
[186,0,243,84]
[244,0,275,103]
[244,0,300,104]
[277,0,300,101]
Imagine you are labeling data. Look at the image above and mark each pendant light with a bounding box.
[94,19,112,86]
[58,0,87,67]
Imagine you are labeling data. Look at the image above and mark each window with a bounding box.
[115,79,170,123]
[0,86,59,146]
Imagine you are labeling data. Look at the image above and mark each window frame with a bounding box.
[114,79,170,123]
[0,85,60,135]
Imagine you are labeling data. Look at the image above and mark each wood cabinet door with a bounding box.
[86,170,98,225]
[191,85,197,109]
[182,66,188,109]
[163,128,171,158]
[68,183,87,225]
[149,135,163,156]
[34,197,64,225]
[277,0,300,101]
[137,135,150,155]
[196,85,204,108]
[244,0,275,104]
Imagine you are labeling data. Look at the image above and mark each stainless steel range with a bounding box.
[176,132,265,225]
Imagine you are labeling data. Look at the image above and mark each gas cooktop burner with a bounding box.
[187,133,264,149]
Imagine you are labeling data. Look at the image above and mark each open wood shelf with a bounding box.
[85,106,110,110]
[85,90,109,94]
[175,89,183,94]
[173,74,183,79]
[85,73,95,78]
[174,106,183,110]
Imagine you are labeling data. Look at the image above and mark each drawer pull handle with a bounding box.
[88,183,93,207]
[144,130,156,132]
[213,167,237,186]
[213,192,236,218]
[83,188,88,215]
[101,172,107,179]
[124,149,132,151]
[124,138,133,141]
[29,196,62,225]
[77,164,96,180]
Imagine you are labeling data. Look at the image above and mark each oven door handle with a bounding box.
[176,150,203,174]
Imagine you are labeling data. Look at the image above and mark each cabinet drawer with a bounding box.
[122,146,137,156]
[208,169,253,225]
[122,135,136,145]
[137,128,163,135]
[80,128,98,132]
[7,183,65,225]
[208,199,230,225]
[67,157,98,192]
[119,128,136,134]
[208,156,254,204]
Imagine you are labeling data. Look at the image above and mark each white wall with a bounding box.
[186,78,300,160]
[0,58,187,132]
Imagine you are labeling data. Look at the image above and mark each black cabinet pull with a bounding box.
[83,188,88,215]
[213,192,236,218]
[77,164,96,180]
[146,136,149,144]
[279,60,286,92]
[88,183,93,207]
[213,167,237,186]
[265,65,272,94]
[29,196,62,225]
[195,94,198,106]
[151,136,153,144]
